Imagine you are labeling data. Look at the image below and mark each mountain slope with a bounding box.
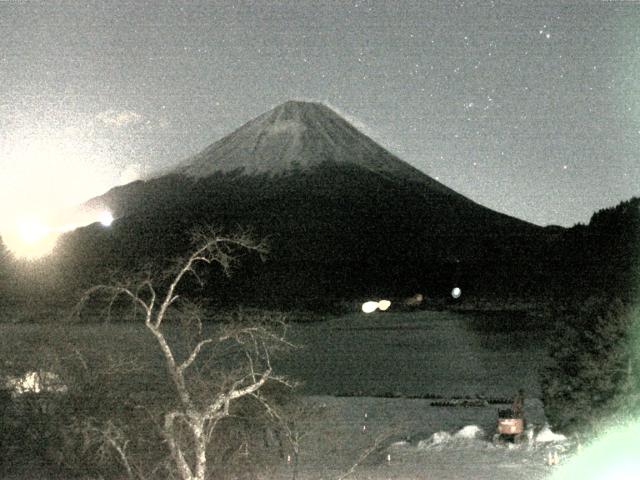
[89,101,534,231]
[66,101,546,308]
[176,101,472,200]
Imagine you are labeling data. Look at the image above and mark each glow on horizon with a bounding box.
[16,217,49,245]
[2,132,113,214]
[3,209,114,259]
[0,127,120,259]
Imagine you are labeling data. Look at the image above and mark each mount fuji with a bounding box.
[64,101,546,308]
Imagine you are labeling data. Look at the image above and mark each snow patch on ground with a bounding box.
[536,424,568,443]
[265,396,568,479]
[417,425,486,449]
[418,431,453,448]
[455,424,485,439]
[4,370,68,396]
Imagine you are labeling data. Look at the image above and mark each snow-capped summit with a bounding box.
[175,100,456,196]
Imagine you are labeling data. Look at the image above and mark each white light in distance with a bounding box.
[378,300,391,311]
[361,301,379,314]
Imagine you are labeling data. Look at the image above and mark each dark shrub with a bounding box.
[542,298,640,435]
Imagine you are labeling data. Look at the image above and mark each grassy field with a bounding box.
[0,308,551,398]
[277,309,550,399]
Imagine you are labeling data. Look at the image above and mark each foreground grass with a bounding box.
[0,307,554,479]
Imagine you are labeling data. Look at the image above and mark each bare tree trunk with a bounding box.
[147,324,192,407]
[291,447,299,480]
[164,412,194,480]
[192,418,207,480]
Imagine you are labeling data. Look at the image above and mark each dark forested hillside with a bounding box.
[545,197,640,304]
[542,199,640,434]
[42,162,547,310]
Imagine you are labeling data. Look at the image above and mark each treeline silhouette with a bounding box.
[544,197,640,305]
[538,197,639,434]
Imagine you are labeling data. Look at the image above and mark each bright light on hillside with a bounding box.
[0,127,116,258]
[99,211,114,227]
[3,209,116,259]
[451,287,462,299]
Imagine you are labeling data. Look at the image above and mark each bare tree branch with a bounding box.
[177,339,213,374]
[74,227,288,480]
[83,419,138,480]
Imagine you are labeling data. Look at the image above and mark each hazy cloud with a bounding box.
[96,109,143,127]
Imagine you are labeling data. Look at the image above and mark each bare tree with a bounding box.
[77,228,293,480]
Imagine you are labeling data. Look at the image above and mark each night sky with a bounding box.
[1,0,639,230]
